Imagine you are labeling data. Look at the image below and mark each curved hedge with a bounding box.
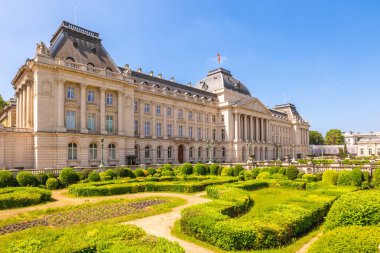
[0,170,14,188]
[180,186,336,250]
[0,187,51,210]
[68,178,238,196]
[324,190,380,230]
[308,226,380,253]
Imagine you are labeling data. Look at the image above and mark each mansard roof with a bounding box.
[123,68,218,100]
[49,21,120,73]
[195,68,251,96]
[272,103,307,122]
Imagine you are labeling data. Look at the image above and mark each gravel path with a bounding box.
[125,192,214,253]
[296,232,322,253]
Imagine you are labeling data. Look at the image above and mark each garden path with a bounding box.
[296,232,322,253]
[124,191,213,253]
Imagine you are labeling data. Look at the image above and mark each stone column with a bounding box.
[139,100,144,138]
[80,84,87,133]
[244,115,248,141]
[173,108,177,138]
[16,92,20,128]
[26,83,32,128]
[261,118,264,142]
[256,117,259,142]
[100,88,106,134]
[118,91,124,135]
[152,104,156,138]
[250,116,253,141]
[163,105,167,139]
[234,113,238,141]
[57,80,65,132]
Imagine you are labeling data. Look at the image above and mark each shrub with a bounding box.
[59,168,79,186]
[286,166,299,180]
[104,169,117,180]
[272,173,285,179]
[0,170,14,188]
[337,170,352,186]
[16,172,36,187]
[278,167,286,175]
[324,190,380,230]
[256,172,270,179]
[180,163,193,175]
[217,166,223,176]
[279,180,306,189]
[297,171,305,179]
[243,170,254,180]
[302,174,317,182]
[362,171,370,182]
[99,172,112,181]
[81,169,93,179]
[133,169,146,177]
[233,165,244,177]
[35,173,48,185]
[162,164,172,171]
[46,173,55,178]
[76,172,85,181]
[373,169,380,187]
[221,167,234,177]
[161,170,175,177]
[351,168,363,187]
[251,168,260,178]
[193,163,207,175]
[146,167,157,176]
[238,171,245,181]
[268,166,280,175]
[0,187,51,209]
[315,172,323,181]
[210,164,220,175]
[88,172,101,182]
[46,178,59,190]
[308,226,380,253]
[322,170,339,185]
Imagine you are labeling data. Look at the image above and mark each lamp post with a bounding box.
[292,144,296,162]
[276,144,281,161]
[206,139,215,164]
[99,137,105,168]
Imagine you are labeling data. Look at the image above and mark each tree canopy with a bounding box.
[309,130,324,145]
[0,95,7,111]
[325,129,344,145]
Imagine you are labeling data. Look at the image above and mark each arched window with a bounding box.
[168,146,173,159]
[145,145,151,159]
[198,147,202,158]
[189,147,193,158]
[66,57,75,62]
[222,147,226,158]
[68,143,77,160]
[157,146,162,159]
[105,67,112,72]
[87,62,95,67]
[108,143,116,160]
[89,143,98,160]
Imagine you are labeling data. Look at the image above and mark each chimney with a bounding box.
[158,73,162,78]
[170,77,175,82]
[149,71,154,76]
[137,67,142,73]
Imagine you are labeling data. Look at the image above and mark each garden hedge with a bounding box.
[0,187,51,210]
[322,170,339,185]
[0,170,14,188]
[180,186,336,250]
[16,172,36,187]
[337,170,352,186]
[324,190,380,230]
[308,226,380,253]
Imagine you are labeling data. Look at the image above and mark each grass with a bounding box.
[172,219,323,253]
[0,196,186,228]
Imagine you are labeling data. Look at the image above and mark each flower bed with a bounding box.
[0,187,51,210]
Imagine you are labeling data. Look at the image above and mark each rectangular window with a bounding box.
[188,111,193,120]
[87,90,95,103]
[167,124,173,138]
[189,126,193,139]
[134,101,138,112]
[156,123,162,137]
[144,103,150,113]
[197,113,202,121]
[134,120,138,135]
[106,115,113,132]
[205,114,209,122]
[87,113,96,131]
[197,127,202,139]
[66,87,75,100]
[178,109,183,119]
[221,115,224,123]
[66,111,76,129]
[212,115,216,123]
[106,93,113,105]
[144,121,151,136]
[179,125,183,138]
[206,128,209,139]
[168,147,173,159]
[213,129,216,140]
[221,129,225,140]
[360,149,364,155]
[369,148,372,155]
[156,105,161,115]
[167,107,172,116]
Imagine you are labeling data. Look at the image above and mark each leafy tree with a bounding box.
[0,95,7,111]
[325,129,344,145]
[309,130,324,145]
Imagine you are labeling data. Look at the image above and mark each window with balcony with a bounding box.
[108,143,116,159]
[178,109,183,119]
[106,115,114,133]
[156,123,162,137]
[197,127,202,139]
[197,113,202,121]
[144,103,150,113]
[144,121,151,136]
[167,107,172,116]
[156,105,161,115]
[189,126,193,139]
[66,111,76,129]
[212,115,216,123]
[106,93,113,106]
[205,114,209,122]
[179,125,183,138]
[167,124,173,137]
[87,113,96,131]
[66,86,75,100]
[188,111,193,120]
[89,143,98,160]
[68,143,77,160]
[87,90,95,103]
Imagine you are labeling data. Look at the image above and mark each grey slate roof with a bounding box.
[194,68,251,96]
[49,21,120,73]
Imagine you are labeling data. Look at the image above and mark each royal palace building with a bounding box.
[0,21,310,169]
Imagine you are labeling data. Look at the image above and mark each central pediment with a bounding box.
[235,98,272,115]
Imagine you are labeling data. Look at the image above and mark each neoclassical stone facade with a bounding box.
[0,21,310,169]
[344,131,380,156]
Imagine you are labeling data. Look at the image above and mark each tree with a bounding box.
[0,95,7,111]
[325,129,344,145]
[309,130,324,145]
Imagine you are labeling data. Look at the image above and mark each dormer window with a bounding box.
[91,47,97,54]
[72,41,78,48]
[87,62,95,67]
[106,67,112,72]
[66,57,75,62]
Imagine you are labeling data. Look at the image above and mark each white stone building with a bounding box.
[0,21,310,169]
[344,131,380,156]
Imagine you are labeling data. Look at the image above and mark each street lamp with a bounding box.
[206,139,215,164]
[99,137,105,168]
[292,144,296,162]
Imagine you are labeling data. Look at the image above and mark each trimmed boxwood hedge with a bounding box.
[324,190,380,230]
[322,170,339,185]
[308,226,380,253]
[0,170,14,188]
[180,186,336,250]
[0,187,51,210]
[68,178,238,196]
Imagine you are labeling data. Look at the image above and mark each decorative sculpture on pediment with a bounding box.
[36,41,51,56]
[122,64,131,77]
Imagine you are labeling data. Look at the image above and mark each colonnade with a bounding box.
[234,113,270,143]
[16,80,33,128]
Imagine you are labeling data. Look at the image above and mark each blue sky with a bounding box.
[1,0,379,134]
